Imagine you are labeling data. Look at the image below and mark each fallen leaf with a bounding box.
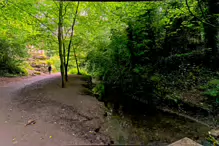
[12,138,18,144]
[25,119,36,126]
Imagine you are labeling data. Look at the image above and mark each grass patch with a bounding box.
[198,79,219,112]
[68,68,88,75]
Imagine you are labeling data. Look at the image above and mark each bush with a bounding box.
[199,79,219,113]
[69,68,88,75]
[92,82,105,100]
[69,68,78,74]
[0,37,28,76]
[46,55,60,72]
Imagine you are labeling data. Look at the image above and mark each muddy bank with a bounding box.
[101,109,210,145]
[85,77,211,145]
[0,74,211,145]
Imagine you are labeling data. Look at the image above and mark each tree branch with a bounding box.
[66,1,80,70]
[8,1,58,41]
[185,0,217,28]
[197,0,206,19]
[62,3,70,17]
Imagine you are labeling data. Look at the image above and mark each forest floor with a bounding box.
[0,73,112,146]
[0,73,213,146]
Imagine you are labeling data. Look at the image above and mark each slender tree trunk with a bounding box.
[58,1,65,88]
[73,47,80,74]
[204,0,218,54]
[203,0,218,69]
[126,25,136,70]
[65,1,80,80]
[65,63,68,81]
[62,37,67,81]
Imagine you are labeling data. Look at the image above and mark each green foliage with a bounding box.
[69,68,88,75]
[208,79,219,86]
[150,74,161,83]
[68,68,78,74]
[1,0,218,117]
[201,79,219,99]
[206,135,219,146]
[46,55,60,72]
[0,37,28,76]
[82,0,219,110]
[203,89,219,97]
[198,79,219,113]
[92,82,105,100]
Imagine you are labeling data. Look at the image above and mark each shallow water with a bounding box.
[102,107,210,145]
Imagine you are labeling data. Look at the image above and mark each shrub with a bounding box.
[0,37,28,76]
[69,68,78,74]
[46,55,60,72]
[200,79,219,113]
[92,82,105,100]
[69,68,88,75]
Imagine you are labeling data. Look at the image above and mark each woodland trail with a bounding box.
[0,73,110,146]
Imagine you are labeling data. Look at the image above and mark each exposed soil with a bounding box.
[0,74,112,146]
[0,73,212,146]
[0,76,29,87]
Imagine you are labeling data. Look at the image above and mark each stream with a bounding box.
[101,105,210,145]
[88,78,211,145]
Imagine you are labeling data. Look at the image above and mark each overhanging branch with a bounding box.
[185,0,217,28]
[7,1,58,42]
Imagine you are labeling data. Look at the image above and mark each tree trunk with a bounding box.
[126,25,136,70]
[73,47,80,74]
[63,37,67,82]
[65,64,68,81]
[66,1,80,79]
[58,1,65,88]
[204,2,218,54]
[203,0,218,69]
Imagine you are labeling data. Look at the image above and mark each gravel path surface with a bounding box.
[0,73,110,146]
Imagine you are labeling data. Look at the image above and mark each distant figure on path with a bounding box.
[48,65,52,74]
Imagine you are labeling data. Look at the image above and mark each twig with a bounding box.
[62,2,70,17]
[185,0,217,28]
[197,0,206,19]
[7,1,58,42]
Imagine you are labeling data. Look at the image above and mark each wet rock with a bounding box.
[168,137,202,146]
[209,128,219,137]
[201,140,212,146]
[147,141,169,146]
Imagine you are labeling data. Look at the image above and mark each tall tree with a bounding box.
[186,0,219,68]
[58,0,65,88]
[203,0,218,57]
[65,1,80,81]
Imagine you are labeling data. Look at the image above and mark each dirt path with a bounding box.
[0,74,111,146]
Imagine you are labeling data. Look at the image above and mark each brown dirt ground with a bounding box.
[0,73,112,146]
[0,77,29,87]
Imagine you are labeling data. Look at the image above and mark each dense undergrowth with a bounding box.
[0,38,28,76]
[83,0,219,118]
[0,0,218,128]
[0,0,219,144]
